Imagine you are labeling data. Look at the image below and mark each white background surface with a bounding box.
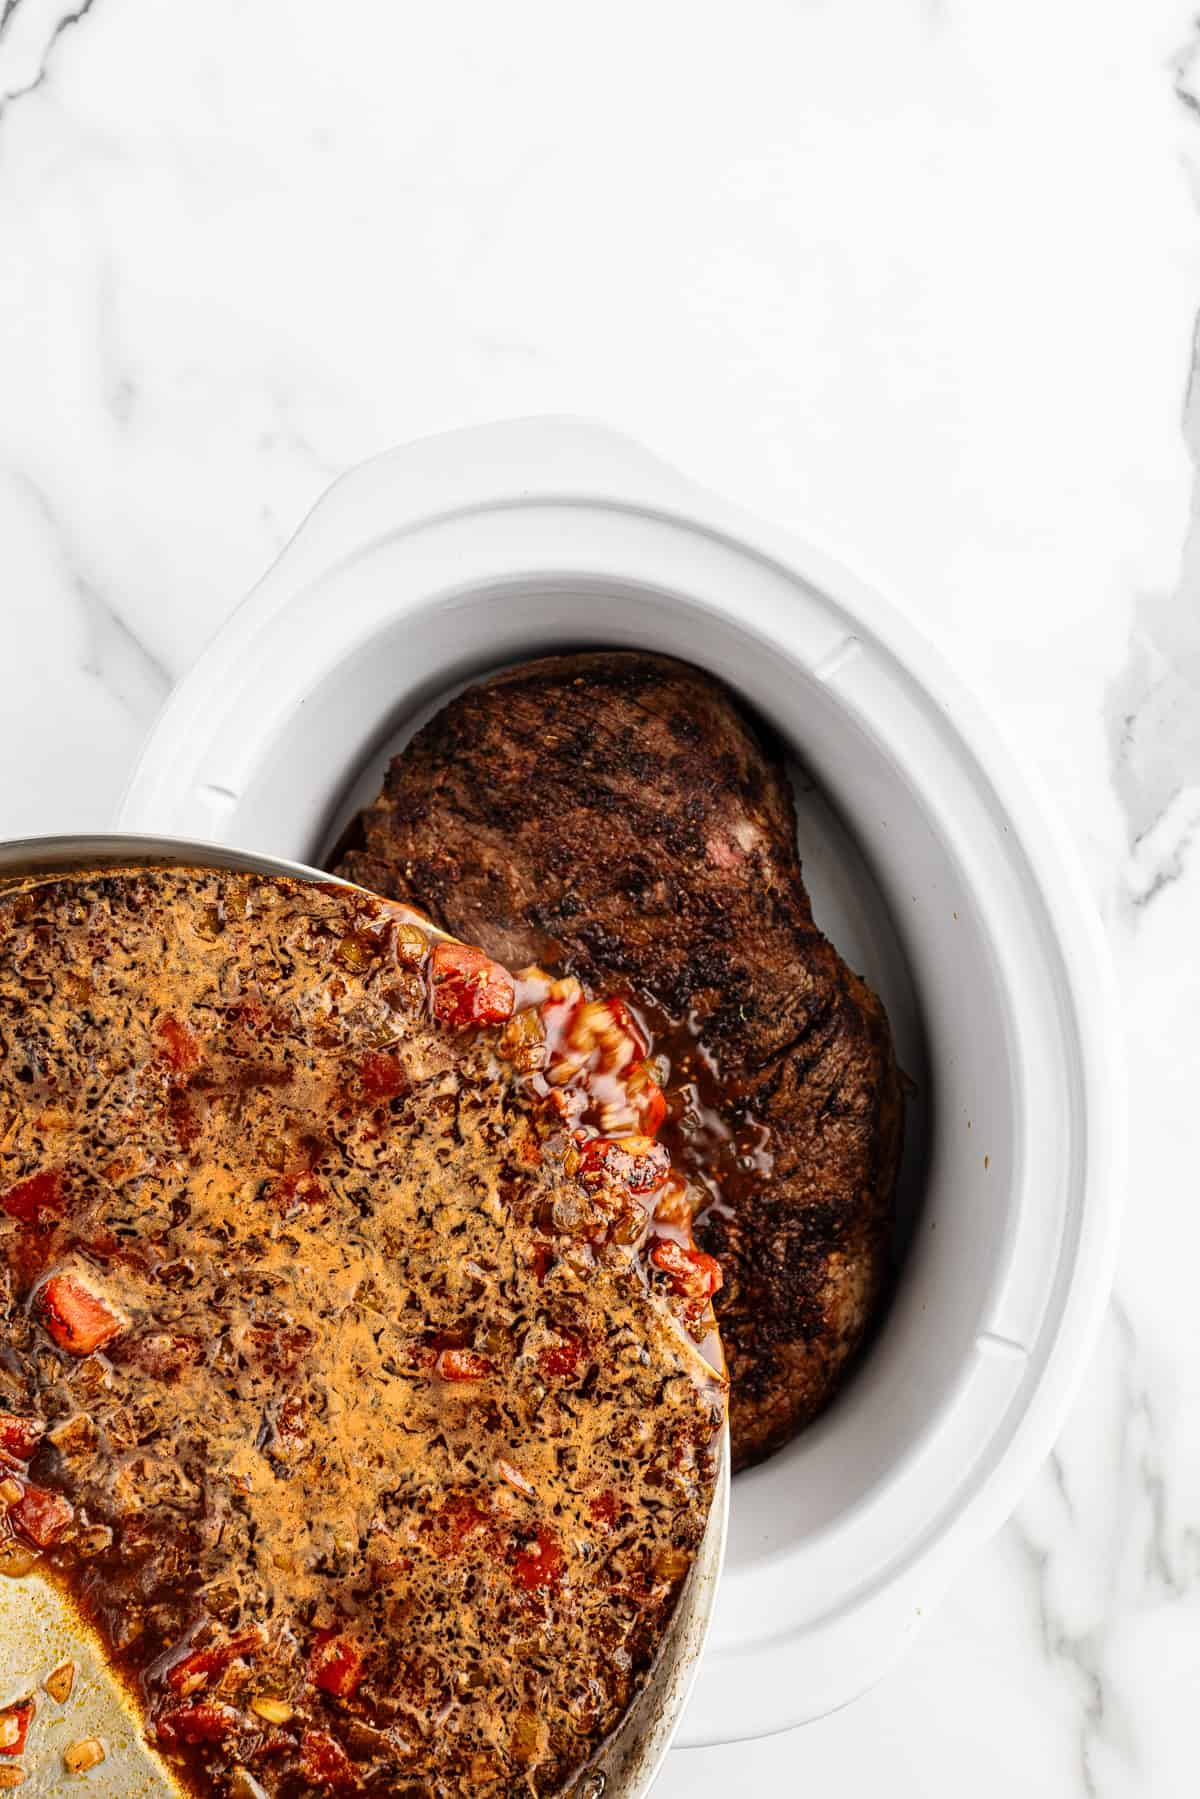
[2,1,1199,1792]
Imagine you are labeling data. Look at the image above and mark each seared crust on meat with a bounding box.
[335,652,903,1469]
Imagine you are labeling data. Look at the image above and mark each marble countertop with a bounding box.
[2,0,1199,1792]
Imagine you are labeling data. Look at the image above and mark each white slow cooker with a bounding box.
[119,416,1125,1747]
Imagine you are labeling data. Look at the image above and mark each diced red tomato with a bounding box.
[359,1052,406,1103]
[0,1700,33,1756]
[11,1481,74,1547]
[648,1236,723,1301]
[156,1701,240,1746]
[157,1015,202,1072]
[577,1135,670,1196]
[589,1491,619,1530]
[0,1412,44,1462]
[37,1274,126,1355]
[309,1631,364,1701]
[430,943,515,1031]
[165,1628,264,1697]
[301,1728,358,1789]
[164,1647,216,1699]
[436,1347,493,1382]
[511,1525,565,1593]
[0,1169,65,1224]
[536,1336,583,1381]
[428,1494,492,1559]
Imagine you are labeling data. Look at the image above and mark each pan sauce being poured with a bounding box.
[0,864,724,1798]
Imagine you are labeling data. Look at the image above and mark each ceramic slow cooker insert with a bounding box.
[119,417,1125,1746]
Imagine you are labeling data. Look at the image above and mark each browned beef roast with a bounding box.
[334,653,903,1470]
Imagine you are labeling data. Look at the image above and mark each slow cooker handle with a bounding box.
[245,415,718,606]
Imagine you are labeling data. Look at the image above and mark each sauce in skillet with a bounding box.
[0,868,724,1797]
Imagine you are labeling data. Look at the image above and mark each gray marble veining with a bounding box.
[0,0,1198,1792]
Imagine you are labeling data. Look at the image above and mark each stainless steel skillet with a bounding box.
[0,835,730,1799]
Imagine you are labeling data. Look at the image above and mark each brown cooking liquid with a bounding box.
[619,995,774,1232]
[0,869,724,1798]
